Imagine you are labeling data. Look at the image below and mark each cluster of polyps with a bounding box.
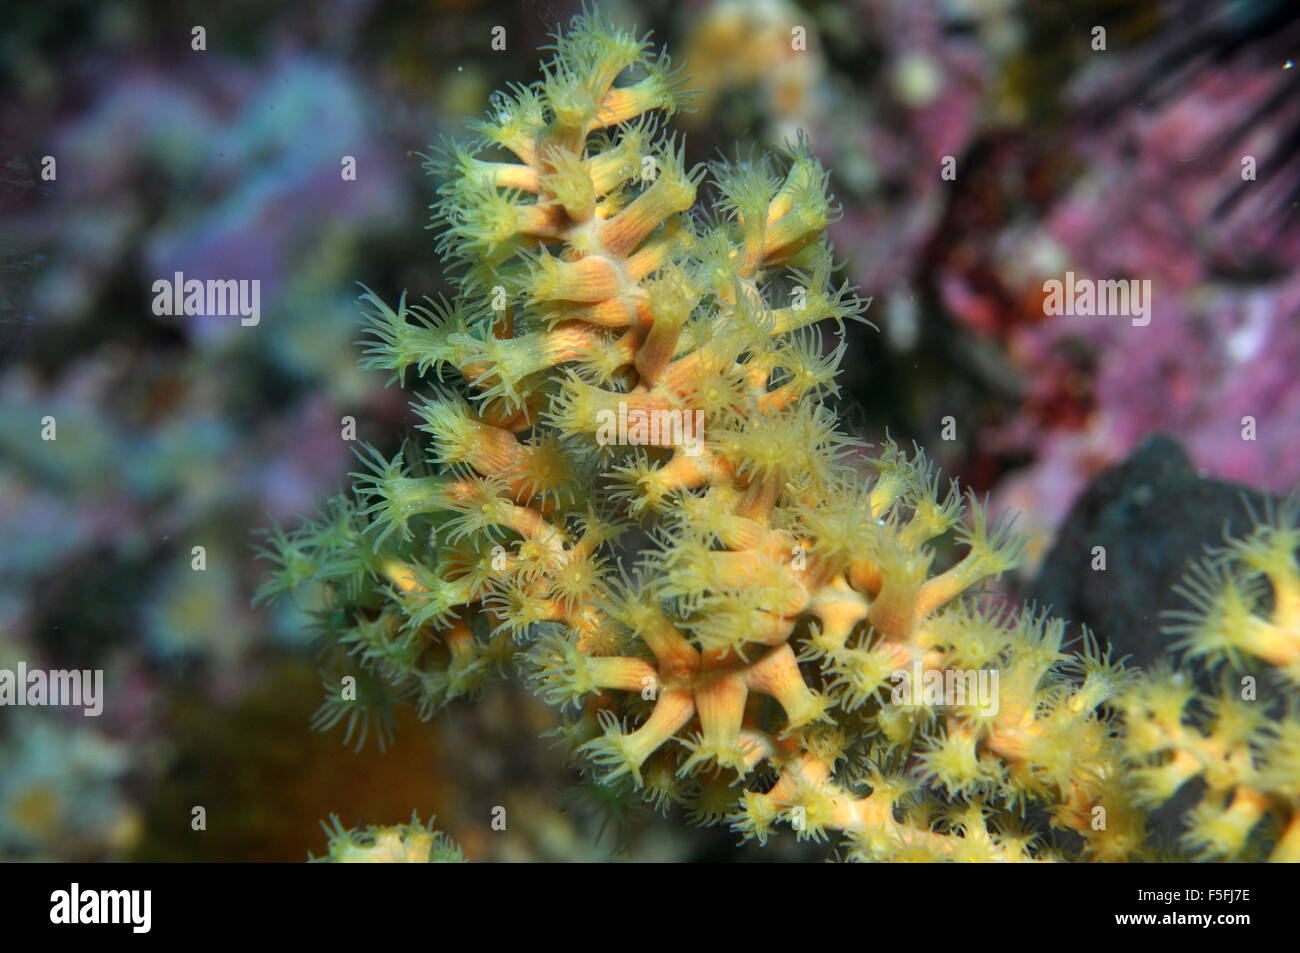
[261,11,1297,862]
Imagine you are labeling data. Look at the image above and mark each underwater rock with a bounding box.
[1030,432,1278,670]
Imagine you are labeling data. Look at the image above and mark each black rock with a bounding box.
[1029,432,1276,671]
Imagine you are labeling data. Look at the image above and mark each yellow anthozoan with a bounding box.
[263,11,1299,863]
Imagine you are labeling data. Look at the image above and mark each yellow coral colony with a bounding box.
[316,814,464,863]
[1143,494,1300,861]
[262,11,1299,862]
